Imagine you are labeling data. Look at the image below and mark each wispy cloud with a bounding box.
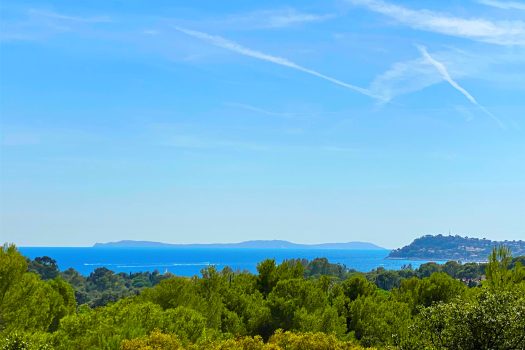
[417,46,505,128]
[476,0,525,10]
[454,105,476,122]
[27,9,111,23]
[264,10,333,28]
[224,103,298,118]
[174,26,378,99]
[143,29,160,36]
[370,45,525,103]
[1,8,111,41]
[223,8,334,29]
[418,46,478,105]
[160,134,364,155]
[369,56,442,102]
[161,134,271,152]
[349,0,525,46]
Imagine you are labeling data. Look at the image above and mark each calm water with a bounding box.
[19,247,443,276]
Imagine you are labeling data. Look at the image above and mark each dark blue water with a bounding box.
[19,247,443,277]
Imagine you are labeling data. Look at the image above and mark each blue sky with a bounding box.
[0,0,524,247]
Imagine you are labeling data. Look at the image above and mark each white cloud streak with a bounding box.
[28,9,111,23]
[476,0,525,10]
[370,46,525,103]
[222,8,334,29]
[418,46,477,105]
[349,0,525,46]
[224,102,297,118]
[265,11,333,28]
[417,46,505,128]
[174,26,378,99]
[369,57,442,102]
[0,9,111,42]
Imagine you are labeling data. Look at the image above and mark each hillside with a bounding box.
[93,239,386,250]
[388,234,525,261]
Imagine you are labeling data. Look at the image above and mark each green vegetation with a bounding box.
[28,257,171,308]
[388,234,525,260]
[1,244,524,350]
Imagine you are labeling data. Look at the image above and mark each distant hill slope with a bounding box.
[93,239,386,250]
[388,235,525,261]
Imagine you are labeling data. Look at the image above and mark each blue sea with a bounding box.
[19,247,443,277]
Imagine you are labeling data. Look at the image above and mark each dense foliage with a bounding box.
[1,244,524,349]
[28,257,171,307]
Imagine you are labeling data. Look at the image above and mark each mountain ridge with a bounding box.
[93,239,387,250]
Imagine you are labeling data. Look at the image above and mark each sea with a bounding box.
[18,247,445,277]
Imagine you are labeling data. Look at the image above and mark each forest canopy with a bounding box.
[1,244,524,350]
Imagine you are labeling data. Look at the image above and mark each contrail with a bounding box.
[417,45,505,129]
[175,26,379,99]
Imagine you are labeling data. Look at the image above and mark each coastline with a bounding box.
[386,256,487,263]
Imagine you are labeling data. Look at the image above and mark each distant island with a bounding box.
[93,239,386,250]
[388,234,525,261]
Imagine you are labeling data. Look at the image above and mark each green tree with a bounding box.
[269,330,364,350]
[120,330,184,350]
[485,245,525,291]
[395,272,466,314]
[415,289,525,350]
[47,278,76,332]
[348,294,411,347]
[372,269,402,290]
[28,257,59,280]
[417,262,442,278]
[0,244,27,308]
[161,306,206,343]
[256,259,278,297]
[140,277,203,311]
[340,275,376,302]
[0,245,75,334]
[267,279,326,331]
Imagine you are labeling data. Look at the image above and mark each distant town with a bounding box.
[388,234,525,261]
